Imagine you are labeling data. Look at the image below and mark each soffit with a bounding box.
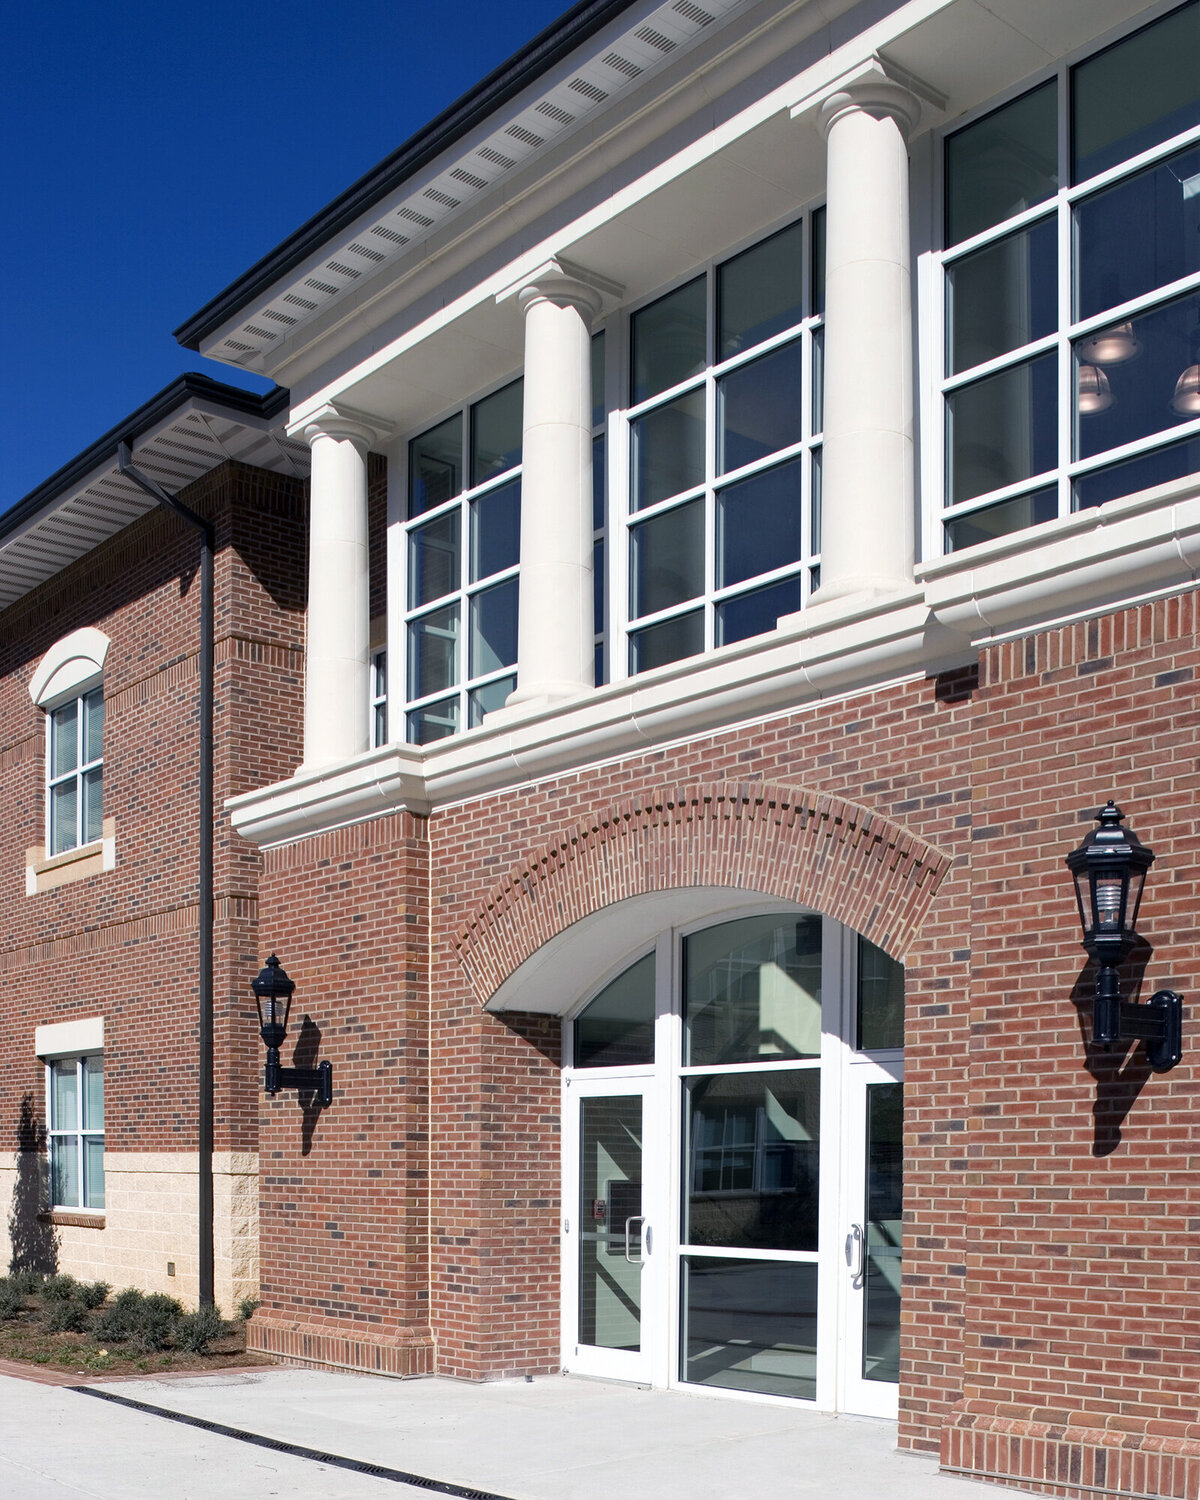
[0,387,306,613]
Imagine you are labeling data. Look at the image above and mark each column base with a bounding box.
[248,1313,435,1379]
[941,1401,1200,1499]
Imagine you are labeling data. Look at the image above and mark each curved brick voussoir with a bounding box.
[455,781,953,1008]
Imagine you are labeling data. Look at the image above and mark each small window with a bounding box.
[370,646,388,748]
[47,688,104,856]
[48,1054,104,1210]
[856,937,904,1051]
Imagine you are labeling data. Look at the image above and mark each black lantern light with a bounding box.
[253,954,333,1106]
[1065,802,1183,1070]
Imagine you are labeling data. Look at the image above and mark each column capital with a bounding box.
[496,256,624,320]
[792,54,947,142]
[287,401,392,449]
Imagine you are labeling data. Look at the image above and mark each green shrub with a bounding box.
[133,1293,183,1352]
[79,1281,110,1310]
[7,1270,43,1297]
[177,1304,225,1353]
[237,1296,260,1322]
[45,1299,89,1333]
[0,1279,23,1320]
[41,1273,79,1303]
[93,1287,145,1344]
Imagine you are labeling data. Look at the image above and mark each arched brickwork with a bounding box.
[455,781,953,1006]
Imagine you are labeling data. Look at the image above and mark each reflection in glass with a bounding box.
[52,699,78,776]
[630,499,704,618]
[471,379,523,484]
[811,327,824,434]
[83,769,103,844]
[591,331,605,430]
[1075,143,1200,322]
[1074,434,1200,510]
[84,690,104,763]
[812,206,826,318]
[811,447,822,554]
[84,1057,104,1128]
[630,389,706,510]
[947,218,1056,374]
[409,511,460,607]
[593,541,604,636]
[946,353,1057,505]
[470,479,520,582]
[592,435,606,531]
[716,575,803,648]
[1072,1,1200,185]
[579,1096,643,1351]
[945,487,1057,551]
[470,578,518,677]
[51,781,77,856]
[716,460,802,590]
[85,1137,105,1210]
[407,697,459,744]
[857,938,904,1050]
[717,222,804,359]
[574,952,655,1067]
[685,914,822,1065]
[945,80,1057,247]
[51,1060,77,1132]
[717,342,803,474]
[685,1070,820,1252]
[631,276,706,405]
[468,675,515,727]
[863,1083,903,1384]
[681,1257,817,1400]
[1074,289,1200,460]
[408,604,459,700]
[629,610,704,674]
[410,414,462,516]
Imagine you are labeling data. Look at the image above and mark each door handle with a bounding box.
[846,1222,865,1282]
[624,1215,646,1264]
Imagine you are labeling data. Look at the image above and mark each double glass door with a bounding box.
[561,910,904,1416]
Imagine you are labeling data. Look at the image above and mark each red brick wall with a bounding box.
[0,460,305,1257]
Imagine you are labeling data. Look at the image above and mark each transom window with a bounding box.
[47,687,103,855]
[620,215,825,675]
[404,379,523,743]
[940,0,1200,551]
[47,1054,104,1211]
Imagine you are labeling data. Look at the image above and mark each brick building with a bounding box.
[4,1,1200,1496]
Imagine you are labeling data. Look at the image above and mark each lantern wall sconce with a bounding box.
[1065,802,1183,1072]
[253,954,333,1106]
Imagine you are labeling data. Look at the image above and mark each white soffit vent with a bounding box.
[214,0,746,368]
[0,408,308,612]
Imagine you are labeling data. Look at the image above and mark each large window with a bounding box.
[404,379,523,743]
[47,688,104,856]
[621,215,825,675]
[47,1054,104,1211]
[941,1,1200,551]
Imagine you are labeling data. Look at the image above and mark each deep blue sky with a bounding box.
[0,0,570,513]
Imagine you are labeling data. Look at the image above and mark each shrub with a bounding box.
[7,1270,43,1297]
[45,1299,89,1334]
[41,1274,79,1303]
[0,1279,23,1320]
[94,1287,145,1344]
[177,1304,225,1353]
[133,1293,183,1352]
[80,1281,110,1310]
[237,1296,260,1322]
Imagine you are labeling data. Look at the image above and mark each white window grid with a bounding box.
[933,3,1200,554]
[401,380,523,742]
[46,687,103,856]
[46,1053,104,1211]
[370,645,388,748]
[609,212,825,681]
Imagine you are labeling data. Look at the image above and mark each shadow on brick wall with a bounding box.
[8,1093,58,1275]
[1071,950,1154,1157]
[293,1017,325,1157]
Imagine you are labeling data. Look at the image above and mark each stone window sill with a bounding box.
[38,1210,105,1229]
[26,818,116,895]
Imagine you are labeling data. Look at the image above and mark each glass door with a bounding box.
[562,1076,654,1383]
[839,1061,904,1418]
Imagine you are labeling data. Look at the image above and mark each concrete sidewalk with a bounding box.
[0,1366,1037,1499]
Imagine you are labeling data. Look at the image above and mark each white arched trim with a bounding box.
[29,627,110,708]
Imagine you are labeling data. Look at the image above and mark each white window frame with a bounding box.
[609,210,825,683]
[43,1048,105,1213]
[45,687,104,856]
[932,0,1200,558]
[370,643,388,748]
[400,375,524,742]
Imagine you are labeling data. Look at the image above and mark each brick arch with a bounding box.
[455,782,953,1007]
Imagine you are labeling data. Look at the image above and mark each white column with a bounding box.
[296,405,381,770]
[810,69,923,609]
[505,267,604,711]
